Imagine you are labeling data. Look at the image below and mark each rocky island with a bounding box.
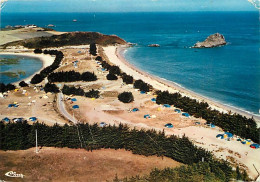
[193,33,226,48]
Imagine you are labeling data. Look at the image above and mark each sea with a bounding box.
[0,11,259,116]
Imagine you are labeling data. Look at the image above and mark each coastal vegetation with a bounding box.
[43,83,59,93]
[156,91,259,144]
[0,82,16,93]
[0,121,250,181]
[106,73,118,80]
[62,85,100,98]
[31,49,64,84]
[118,92,134,103]
[89,43,97,56]
[122,73,134,84]
[19,81,29,87]
[114,164,248,182]
[1,32,126,49]
[134,79,151,92]
[48,71,97,83]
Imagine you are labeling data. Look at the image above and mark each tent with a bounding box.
[216,134,224,139]
[72,105,79,109]
[163,104,171,108]
[132,108,139,112]
[182,113,190,117]
[195,122,200,125]
[174,109,181,113]
[78,51,81,53]
[250,143,260,149]
[210,124,216,128]
[151,98,156,102]
[71,98,77,102]
[8,104,13,108]
[2,117,10,122]
[165,123,173,128]
[29,117,37,122]
[100,122,107,127]
[140,91,146,94]
[224,132,233,138]
[144,114,151,119]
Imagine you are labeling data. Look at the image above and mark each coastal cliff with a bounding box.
[193,33,226,48]
[1,32,127,49]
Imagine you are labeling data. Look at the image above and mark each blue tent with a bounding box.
[29,117,37,122]
[101,68,106,71]
[182,113,190,117]
[13,104,18,107]
[163,104,171,108]
[140,91,146,94]
[8,104,13,108]
[100,122,107,127]
[71,98,77,102]
[165,123,173,128]
[151,98,156,102]
[195,122,200,125]
[250,143,260,149]
[72,105,79,109]
[210,124,216,128]
[144,114,150,119]
[174,109,181,113]
[2,117,10,122]
[224,132,233,138]
[78,51,81,53]
[132,108,139,112]
[216,134,224,139]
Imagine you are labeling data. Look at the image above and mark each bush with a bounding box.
[134,79,150,92]
[118,92,134,103]
[106,74,118,80]
[34,48,42,54]
[122,74,133,84]
[109,66,121,75]
[0,83,16,92]
[44,83,59,93]
[95,56,102,61]
[19,81,29,87]
[89,43,97,56]
[81,72,97,82]
[85,89,100,98]
[62,85,85,96]
[31,74,44,84]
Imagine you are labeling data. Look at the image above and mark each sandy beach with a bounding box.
[102,45,260,124]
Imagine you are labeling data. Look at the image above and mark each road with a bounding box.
[57,93,78,124]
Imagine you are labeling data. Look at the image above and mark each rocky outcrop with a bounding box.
[148,44,160,47]
[193,33,226,48]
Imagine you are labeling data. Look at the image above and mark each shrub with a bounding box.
[44,83,59,93]
[89,43,97,56]
[19,81,29,87]
[0,83,16,92]
[118,92,134,103]
[31,74,44,84]
[34,48,42,54]
[95,56,102,61]
[62,85,85,96]
[122,74,133,84]
[85,89,100,98]
[106,74,118,80]
[81,72,97,82]
[109,66,121,75]
[134,79,150,92]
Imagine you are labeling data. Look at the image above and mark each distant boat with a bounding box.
[73,19,77,22]
[47,24,55,27]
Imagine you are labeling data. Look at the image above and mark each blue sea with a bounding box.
[1,12,259,116]
[0,54,42,84]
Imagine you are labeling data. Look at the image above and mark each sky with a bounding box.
[1,0,259,12]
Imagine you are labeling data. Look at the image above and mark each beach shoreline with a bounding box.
[103,45,260,124]
[0,52,55,85]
